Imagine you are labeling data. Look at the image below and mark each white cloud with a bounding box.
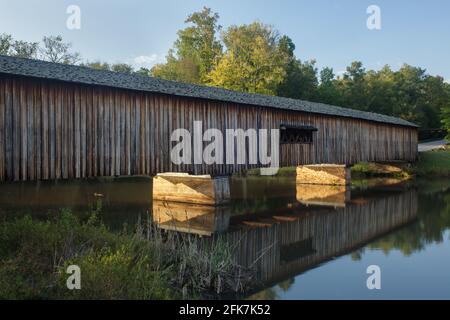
[133,54,164,68]
[445,79,450,84]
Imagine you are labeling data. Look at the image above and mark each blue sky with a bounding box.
[1,0,449,80]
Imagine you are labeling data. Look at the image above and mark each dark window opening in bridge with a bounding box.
[280,124,317,144]
[280,237,315,264]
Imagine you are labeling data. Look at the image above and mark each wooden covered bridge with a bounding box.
[0,55,418,198]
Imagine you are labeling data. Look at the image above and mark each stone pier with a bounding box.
[152,173,230,205]
[296,164,351,186]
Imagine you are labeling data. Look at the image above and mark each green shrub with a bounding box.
[0,210,253,299]
[414,150,450,177]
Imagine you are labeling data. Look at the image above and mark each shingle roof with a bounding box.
[0,55,418,127]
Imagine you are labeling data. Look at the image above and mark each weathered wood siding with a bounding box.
[0,74,418,181]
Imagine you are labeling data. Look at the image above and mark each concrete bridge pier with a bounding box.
[152,173,230,205]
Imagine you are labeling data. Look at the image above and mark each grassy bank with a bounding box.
[246,166,296,176]
[352,150,450,178]
[413,150,450,177]
[351,162,412,179]
[246,149,450,180]
[0,211,253,299]
[247,163,412,179]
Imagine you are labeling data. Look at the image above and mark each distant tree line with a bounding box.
[0,33,144,75]
[1,7,450,136]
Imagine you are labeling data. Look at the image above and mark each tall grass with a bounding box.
[0,210,254,299]
[414,150,450,177]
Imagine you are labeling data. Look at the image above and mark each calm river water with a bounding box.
[0,175,449,299]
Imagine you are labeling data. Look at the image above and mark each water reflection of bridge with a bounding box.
[225,189,417,285]
[153,182,418,286]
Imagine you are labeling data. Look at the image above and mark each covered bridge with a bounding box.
[0,55,418,182]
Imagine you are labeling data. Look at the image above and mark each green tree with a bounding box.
[419,75,450,129]
[339,61,368,111]
[0,33,38,58]
[81,61,111,71]
[10,40,39,59]
[439,82,450,137]
[391,64,427,123]
[317,67,341,105]
[151,51,200,83]
[151,7,222,84]
[0,33,13,55]
[276,36,319,100]
[81,61,135,74]
[110,63,134,74]
[135,67,151,77]
[363,65,397,115]
[208,22,289,95]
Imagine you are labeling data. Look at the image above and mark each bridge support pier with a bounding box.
[152,173,230,205]
[296,164,351,186]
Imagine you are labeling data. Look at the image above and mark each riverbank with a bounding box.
[352,149,450,178]
[413,149,450,177]
[0,211,253,299]
[247,149,450,179]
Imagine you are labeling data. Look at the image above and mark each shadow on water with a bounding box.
[1,175,450,298]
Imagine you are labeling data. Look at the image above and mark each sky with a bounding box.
[0,0,449,80]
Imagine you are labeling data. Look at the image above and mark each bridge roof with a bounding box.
[0,55,418,128]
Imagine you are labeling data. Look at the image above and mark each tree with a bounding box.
[420,75,450,129]
[81,61,111,71]
[40,35,80,64]
[10,40,39,59]
[0,33,13,55]
[441,81,450,138]
[276,36,319,100]
[0,33,39,58]
[208,22,289,95]
[392,64,427,124]
[339,61,368,110]
[442,102,450,139]
[135,67,151,77]
[152,50,200,83]
[81,61,135,74]
[151,7,222,84]
[317,67,341,105]
[110,63,133,74]
[363,65,397,116]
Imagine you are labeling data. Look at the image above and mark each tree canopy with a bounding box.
[149,8,450,133]
[151,7,222,84]
[207,22,289,95]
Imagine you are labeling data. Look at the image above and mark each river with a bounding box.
[0,175,449,299]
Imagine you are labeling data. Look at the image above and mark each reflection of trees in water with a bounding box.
[350,249,364,261]
[368,182,450,255]
[278,278,295,292]
[248,278,295,300]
